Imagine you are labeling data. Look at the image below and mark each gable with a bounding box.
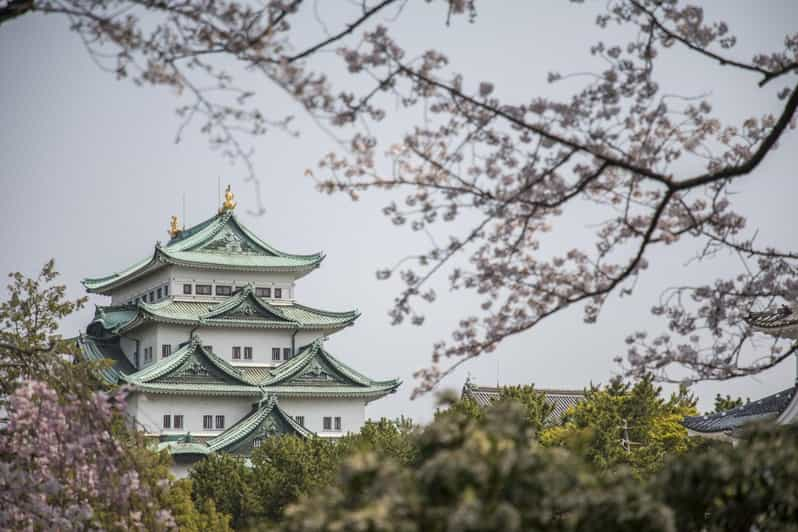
[222,410,299,455]
[153,349,245,386]
[125,338,253,387]
[218,297,288,322]
[289,356,353,386]
[202,290,294,323]
[261,342,374,389]
[192,221,270,255]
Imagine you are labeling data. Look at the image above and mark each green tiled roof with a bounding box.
[156,441,211,456]
[208,395,313,452]
[250,340,402,401]
[90,289,358,333]
[82,333,399,401]
[134,382,263,397]
[124,335,254,389]
[155,395,313,457]
[77,335,136,385]
[83,211,324,293]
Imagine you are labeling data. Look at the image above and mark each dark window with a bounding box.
[283,347,292,360]
[149,291,155,302]
[274,288,282,299]
[174,415,183,429]
[162,344,172,358]
[203,415,213,430]
[272,348,281,361]
[295,416,305,427]
[334,417,341,431]
[195,284,212,295]
[215,285,232,296]
[203,345,213,353]
[156,287,162,299]
[215,415,225,429]
[255,287,271,298]
[183,284,193,295]
[164,285,169,296]
[244,347,253,360]
[323,417,332,431]
[232,346,241,360]
[253,438,262,449]
[163,415,171,429]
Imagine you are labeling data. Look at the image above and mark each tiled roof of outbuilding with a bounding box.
[461,382,585,424]
[682,386,797,434]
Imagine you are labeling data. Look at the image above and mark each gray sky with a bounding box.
[1,1,796,422]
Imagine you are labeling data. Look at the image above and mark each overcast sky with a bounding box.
[1,1,796,422]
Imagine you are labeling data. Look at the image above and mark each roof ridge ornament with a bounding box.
[219,184,237,213]
[189,333,203,348]
[168,215,183,239]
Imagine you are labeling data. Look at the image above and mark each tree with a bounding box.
[0,381,176,530]
[277,398,674,532]
[189,453,258,529]
[655,423,798,531]
[711,393,748,413]
[0,259,91,397]
[0,261,231,531]
[440,385,553,434]
[276,397,798,532]
[540,376,697,477]
[339,417,420,467]
[0,381,232,531]
[2,2,796,390]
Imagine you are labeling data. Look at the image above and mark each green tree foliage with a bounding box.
[251,435,342,524]
[275,397,798,532]
[0,261,232,530]
[277,398,673,532]
[440,385,553,434]
[0,259,93,397]
[540,376,697,477]
[655,424,798,531]
[338,417,420,467]
[711,393,748,413]
[189,418,419,528]
[189,454,256,529]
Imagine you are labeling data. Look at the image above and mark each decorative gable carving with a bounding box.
[215,296,288,322]
[224,408,297,455]
[156,350,241,385]
[290,357,348,386]
[175,359,210,378]
[200,227,260,254]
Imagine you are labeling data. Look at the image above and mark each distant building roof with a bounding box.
[682,385,798,438]
[745,304,798,338]
[461,381,585,424]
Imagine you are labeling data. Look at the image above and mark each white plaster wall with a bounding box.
[107,265,310,306]
[132,323,159,367]
[109,267,172,306]
[169,267,299,302]
[133,393,255,436]
[129,322,331,366]
[119,336,140,367]
[280,398,366,436]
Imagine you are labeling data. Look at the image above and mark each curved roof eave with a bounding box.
[82,212,325,294]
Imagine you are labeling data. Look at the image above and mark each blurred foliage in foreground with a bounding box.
[191,384,797,531]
